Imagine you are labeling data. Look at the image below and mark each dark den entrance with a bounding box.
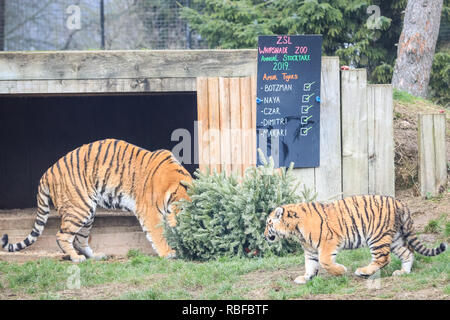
[0,93,198,209]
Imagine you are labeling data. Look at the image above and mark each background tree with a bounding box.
[392,0,444,98]
[180,0,406,83]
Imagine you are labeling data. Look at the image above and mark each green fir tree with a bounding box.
[163,150,316,261]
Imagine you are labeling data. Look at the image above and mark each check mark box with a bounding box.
[303,82,315,92]
[301,115,312,125]
[300,127,312,136]
[302,93,314,103]
[301,105,313,114]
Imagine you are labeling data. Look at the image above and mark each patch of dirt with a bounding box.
[0,272,167,300]
[56,273,167,300]
[240,264,449,300]
[396,189,450,237]
[238,267,303,299]
[297,287,448,300]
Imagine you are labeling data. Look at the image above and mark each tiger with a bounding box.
[264,195,447,284]
[1,139,192,262]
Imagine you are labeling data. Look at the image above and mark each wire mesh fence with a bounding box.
[0,0,206,51]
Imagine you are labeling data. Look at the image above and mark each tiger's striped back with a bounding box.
[2,139,192,261]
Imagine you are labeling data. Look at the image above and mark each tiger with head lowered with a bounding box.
[1,139,192,262]
[264,195,447,284]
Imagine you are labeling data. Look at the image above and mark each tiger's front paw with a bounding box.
[71,254,87,263]
[392,269,408,277]
[294,276,309,285]
[92,252,108,261]
[355,267,372,278]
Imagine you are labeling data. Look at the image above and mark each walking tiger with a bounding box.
[264,195,447,284]
[1,139,192,262]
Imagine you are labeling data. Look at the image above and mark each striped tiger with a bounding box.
[264,195,447,284]
[1,139,192,262]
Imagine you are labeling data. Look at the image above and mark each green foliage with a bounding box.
[424,220,441,234]
[429,49,450,106]
[423,214,449,236]
[371,63,394,84]
[445,222,450,237]
[181,0,449,103]
[181,0,406,82]
[163,151,316,260]
[393,88,421,104]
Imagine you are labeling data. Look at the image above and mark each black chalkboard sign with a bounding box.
[256,35,322,168]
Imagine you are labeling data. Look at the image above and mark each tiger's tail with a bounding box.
[2,178,51,252]
[398,200,447,257]
[405,233,447,256]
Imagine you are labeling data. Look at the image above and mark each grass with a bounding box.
[424,214,449,235]
[0,244,448,300]
[393,89,423,104]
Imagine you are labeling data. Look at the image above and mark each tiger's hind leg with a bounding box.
[391,238,414,276]
[294,250,320,284]
[56,208,91,263]
[73,219,107,261]
[355,234,392,277]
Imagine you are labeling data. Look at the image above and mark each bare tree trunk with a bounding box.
[392,0,443,98]
[0,0,5,51]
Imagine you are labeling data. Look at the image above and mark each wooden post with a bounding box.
[418,113,447,197]
[207,77,221,173]
[196,77,210,173]
[250,76,257,166]
[219,77,232,174]
[341,69,368,197]
[367,84,395,196]
[240,77,253,174]
[229,78,243,176]
[314,57,342,201]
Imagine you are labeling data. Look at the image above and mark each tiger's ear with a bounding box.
[274,207,284,220]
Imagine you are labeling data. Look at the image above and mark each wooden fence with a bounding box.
[0,51,395,203]
[418,113,447,197]
[196,77,257,176]
[196,58,394,202]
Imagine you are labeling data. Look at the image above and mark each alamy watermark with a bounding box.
[66,265,81,290]
[170,121,280,168]
[366,5,382,30]
[66,5,82,30]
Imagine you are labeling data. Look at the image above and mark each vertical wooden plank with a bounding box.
[219,77,232,175]
[292,168,316,198]
[418,114,437,196]
[433,114,447,190]
[419,113,447,196]
[196,77,210,173]
[229,77,243,176]
[367,85,375,194]
[341,69,368,197]
[240,77,253,174]
[207,77,221,173]
[251,76,257,166]
[368,84,395,196]
[314,57,342,202]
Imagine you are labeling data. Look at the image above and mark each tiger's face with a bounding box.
[164,176,192,228]
[264,207,286,243]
